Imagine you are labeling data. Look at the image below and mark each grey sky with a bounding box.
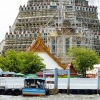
[0,0,99,42]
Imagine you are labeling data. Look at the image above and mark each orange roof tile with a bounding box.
[27,36,66,69]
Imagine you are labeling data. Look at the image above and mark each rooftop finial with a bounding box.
[6,32,8,35]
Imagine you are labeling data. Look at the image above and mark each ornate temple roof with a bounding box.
[27,36,78,75]
[27,36,67,69]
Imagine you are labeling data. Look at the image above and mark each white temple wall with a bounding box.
[37,52,63,69]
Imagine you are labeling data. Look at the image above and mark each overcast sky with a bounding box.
[0,0,27,42]
[0,0,100,42]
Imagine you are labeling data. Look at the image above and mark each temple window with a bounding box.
[16,34,19,38]
[8,35,10,38]
[44,33,47,35]
[21,34,23,37]
[52,40,56,55]
[12,35,14,38]
[82,7,84,11]
[77,37,81,47]
[30,34,32,37]
[43,38,47,43]
[97,36,99,39]
[66,38,69,51]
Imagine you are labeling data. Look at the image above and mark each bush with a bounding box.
[58,75,74,78]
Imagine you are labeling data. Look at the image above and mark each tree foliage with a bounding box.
[68,46,99,77]
[0,50,45,74]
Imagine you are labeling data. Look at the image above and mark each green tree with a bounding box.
[17,51,46,74]
[4,49,20,72]
[68,46,99,77]
[0,55,8,71]
[0,50,45,74]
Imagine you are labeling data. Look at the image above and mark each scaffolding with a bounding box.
[2,0,100,61]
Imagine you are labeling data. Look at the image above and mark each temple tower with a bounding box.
[2,0,100,63]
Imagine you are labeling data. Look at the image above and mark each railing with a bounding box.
[97,70,100,94]
[0,79,6,89]
[43,68,70,94]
